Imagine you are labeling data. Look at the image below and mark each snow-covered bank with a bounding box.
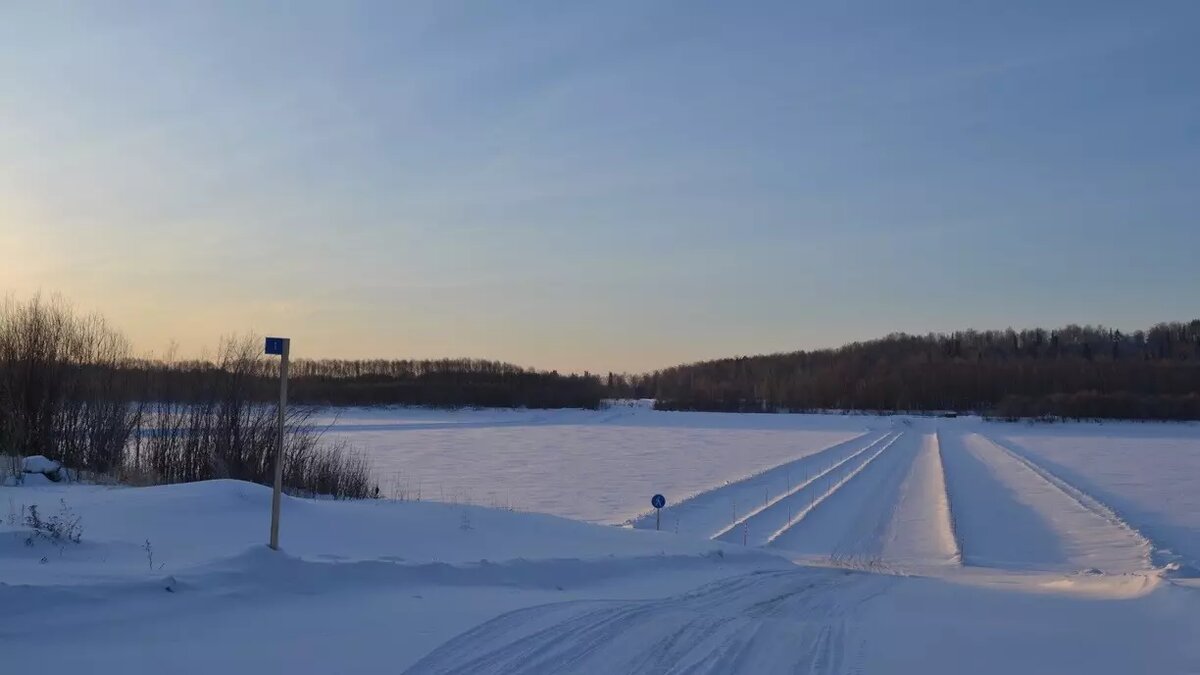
[0,480,780,586]
[1,479,795,673]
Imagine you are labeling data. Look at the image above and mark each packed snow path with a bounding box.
[630,430,888,540]
[997,428,1200,575]
[940,430,1152,573]
[635,422,959,571]
[764,430,958,569]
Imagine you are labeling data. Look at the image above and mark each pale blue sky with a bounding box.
[2,1,1197,372]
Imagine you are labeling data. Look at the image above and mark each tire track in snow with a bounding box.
[404,567,892,675]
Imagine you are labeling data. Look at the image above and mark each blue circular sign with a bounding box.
[651,494,666,509]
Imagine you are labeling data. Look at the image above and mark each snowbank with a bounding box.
[22,455,62,475]
[0,479,787,587]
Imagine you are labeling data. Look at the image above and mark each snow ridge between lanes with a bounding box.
[932,431,963,565]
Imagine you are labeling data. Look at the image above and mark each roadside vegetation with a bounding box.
[0,295,374,497]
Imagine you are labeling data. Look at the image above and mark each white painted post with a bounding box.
[268,338,290,551]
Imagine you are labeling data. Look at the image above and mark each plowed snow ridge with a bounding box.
[876,433,960,566]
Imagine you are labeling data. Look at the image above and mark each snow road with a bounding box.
[629,430,885,539]
[940,430,1151,573]
[630,423,957,570]
[617,416,1156,576]
[998,427,1200,574]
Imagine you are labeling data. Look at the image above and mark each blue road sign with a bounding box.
[265,337,286,355]
[651,494,666,509]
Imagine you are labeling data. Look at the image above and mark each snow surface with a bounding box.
[4,410,1200,673]
[998,424,1200,574]
[319,403,872,523]
[940,430,1152,574]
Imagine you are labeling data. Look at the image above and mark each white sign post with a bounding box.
[265,337,290,551]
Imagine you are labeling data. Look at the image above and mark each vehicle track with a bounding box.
[403,567,893,675]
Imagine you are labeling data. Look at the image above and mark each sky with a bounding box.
[2,1,1198,373]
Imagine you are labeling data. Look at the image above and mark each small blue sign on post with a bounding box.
[651,493,666,531]
[265,337,286,355]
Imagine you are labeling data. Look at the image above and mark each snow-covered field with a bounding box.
[316,403,871,523]
[4,407,1200,673]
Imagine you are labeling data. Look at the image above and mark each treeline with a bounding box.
[290,358,603,408]
[608,322,1200,420]
[124,357,605,409]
